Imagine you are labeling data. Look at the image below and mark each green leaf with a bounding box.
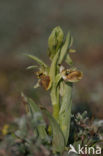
[59,83,72,144]
[26,54,47,68]
[55,73,62,86]
[49,50,60,82]
[58,32,71,64]
[42,109,66,153]
[59,81,65,96]
[27,98,47,139]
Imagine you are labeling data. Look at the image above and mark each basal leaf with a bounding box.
[42,109,66,153]
[27,98,47,139]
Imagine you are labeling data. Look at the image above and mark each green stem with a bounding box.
[51,85,60,121]
[59,82,72,144]
[49,50,60,121]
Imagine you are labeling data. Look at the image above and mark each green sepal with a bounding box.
[26,65,38,70]
[26,54,47,68]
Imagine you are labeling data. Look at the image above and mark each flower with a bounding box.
[36,71,51,90]
[60,67,83,83]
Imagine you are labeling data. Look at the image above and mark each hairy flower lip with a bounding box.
[40,75,51,90]
[36,71,51,90]
[61,69,83,83]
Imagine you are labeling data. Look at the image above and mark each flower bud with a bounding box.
[48,26,64,59]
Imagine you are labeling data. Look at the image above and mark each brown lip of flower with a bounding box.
[40,74,51,90]
[36,72,51,90]
[62,70,83,83]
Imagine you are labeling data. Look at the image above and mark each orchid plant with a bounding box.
[26,26,83,154]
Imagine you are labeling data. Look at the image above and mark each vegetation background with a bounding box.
[0,0,103,129]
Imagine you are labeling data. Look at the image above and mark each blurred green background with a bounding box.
[0,0,103,128]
